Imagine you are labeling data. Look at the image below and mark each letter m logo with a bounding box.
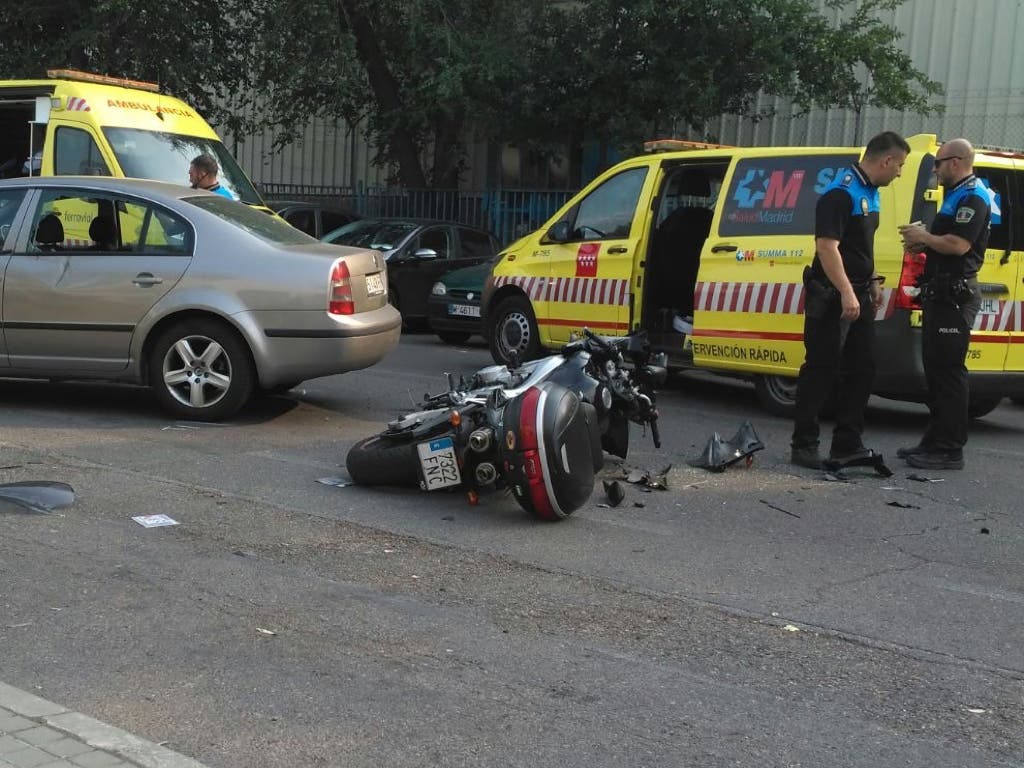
[764,170,805,209]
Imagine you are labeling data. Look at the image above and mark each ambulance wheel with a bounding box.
[968,396,1002,419]
[754,374,798,417]
[488,295,542,365]
[345,435,421,487]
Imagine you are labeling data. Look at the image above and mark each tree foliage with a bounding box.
[0,0,942,187]
[0,0,256,134]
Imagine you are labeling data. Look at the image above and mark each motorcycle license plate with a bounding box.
[366,272,385,296]
[447,303,480,317]
[417,436,462,490]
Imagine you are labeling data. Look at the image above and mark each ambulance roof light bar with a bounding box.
[643,138,734,153]
[46,69,161,93]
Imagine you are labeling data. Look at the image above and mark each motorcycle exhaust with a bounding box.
[469,428,493,453]
[474,462,498,485]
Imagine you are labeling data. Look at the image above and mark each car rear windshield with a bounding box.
[187,196,319,245]
[103,127,264,206]
[324,219,417,250]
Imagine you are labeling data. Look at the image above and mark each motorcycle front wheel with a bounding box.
[346,434,421,487]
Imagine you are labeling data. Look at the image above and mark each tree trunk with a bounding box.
[335,0,427,188]
[430,114,463,189]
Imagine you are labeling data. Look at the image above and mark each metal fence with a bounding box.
[259,184,576,246]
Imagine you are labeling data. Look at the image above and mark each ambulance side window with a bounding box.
[719,153,858,237]
[976,168,1009,252]
[54,127,110,176]
[569,167,648,241]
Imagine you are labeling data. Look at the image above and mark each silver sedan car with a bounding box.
[0,176,401,420]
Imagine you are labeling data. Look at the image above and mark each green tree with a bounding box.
[0,0,255,135]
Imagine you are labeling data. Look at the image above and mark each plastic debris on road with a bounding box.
[0,481,75,515]
[602,480,625,507]
[132,514,179,528]
[689,421,765,472]
[907,474,945,483]
[316,477,352,487]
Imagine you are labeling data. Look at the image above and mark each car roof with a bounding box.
[0,175,208,204]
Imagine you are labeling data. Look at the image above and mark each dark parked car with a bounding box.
[270,200,360,238]
[322,218,499,322]
[427,261,491,344]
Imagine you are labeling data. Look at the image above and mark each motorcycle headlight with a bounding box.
[431,282,447,296]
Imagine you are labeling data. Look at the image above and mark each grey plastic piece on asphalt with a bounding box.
[0,682,208,768]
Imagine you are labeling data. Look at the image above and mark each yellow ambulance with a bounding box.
[482,134,1024,416]
[0,69,265,220]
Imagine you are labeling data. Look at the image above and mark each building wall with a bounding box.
[698,0,1024,150]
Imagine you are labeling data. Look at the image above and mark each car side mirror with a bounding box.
[545,221,570,243]
[414,248,439,259]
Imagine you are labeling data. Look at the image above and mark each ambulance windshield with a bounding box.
[102,127,263,206]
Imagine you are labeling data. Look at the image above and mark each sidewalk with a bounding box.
[0,683,208,768]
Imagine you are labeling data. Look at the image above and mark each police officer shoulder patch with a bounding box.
[955,206,976,223]
[840,173,853,187]
[860,197,869,215]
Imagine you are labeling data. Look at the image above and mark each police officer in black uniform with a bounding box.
[898,139,992,470]
[791,131,910,469]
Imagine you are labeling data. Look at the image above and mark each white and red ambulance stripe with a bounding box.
[696,281,897,322]
[66,97,91,112]
[493,275,629,306]
[974,299,1017,331]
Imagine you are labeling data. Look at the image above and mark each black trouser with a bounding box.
[920,286,980,453]
[792,290,875,454]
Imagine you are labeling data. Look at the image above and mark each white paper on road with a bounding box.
[132,514,179,528]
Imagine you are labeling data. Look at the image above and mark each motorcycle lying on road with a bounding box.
[345,330,667,520]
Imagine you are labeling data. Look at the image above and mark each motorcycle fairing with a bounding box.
[689,420,765,472]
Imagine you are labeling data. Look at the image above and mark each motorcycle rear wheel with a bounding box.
[346,435,421,487]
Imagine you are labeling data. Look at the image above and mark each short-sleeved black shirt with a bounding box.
[923,174,991,279]
[811,163,879,285]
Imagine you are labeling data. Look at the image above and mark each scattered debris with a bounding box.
[907,474,945,483]
[759,499,801,519]
[782,624,801,632]
[131,514,179,528]
[823,472,850,483]
[633,501,646,508]
[980,527,990,535]
[602,480,625,507]
[965,707,987,714]
[821,449,893,477]
[885,500,921,509]
[618,464,671,490]
[316,477,352,487]
[689,421,764,472]
[0,481,75,515]
[255,628,277,636]
[441,515,455,521]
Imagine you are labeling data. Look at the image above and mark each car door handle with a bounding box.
[607,246,628,254]
[979,282,1008,294]
[132,273,163,287]
[710,243,738,253]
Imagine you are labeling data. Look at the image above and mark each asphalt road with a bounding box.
[1,332,1022,767]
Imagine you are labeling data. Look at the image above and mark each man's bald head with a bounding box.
[942,138,975,164]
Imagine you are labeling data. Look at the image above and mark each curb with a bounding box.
[0,682,209,768]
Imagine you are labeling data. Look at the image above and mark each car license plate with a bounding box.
[448,303,480,317]
[366,272,385,296]
[417,436,462,490]
[978,297,999,316]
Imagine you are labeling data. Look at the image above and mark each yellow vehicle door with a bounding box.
[977,159,1024,371]
[539,164,655,343]
[692,150,860,377]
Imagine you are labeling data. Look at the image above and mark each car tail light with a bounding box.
[894,250,927,310]
[329,260,355,315]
